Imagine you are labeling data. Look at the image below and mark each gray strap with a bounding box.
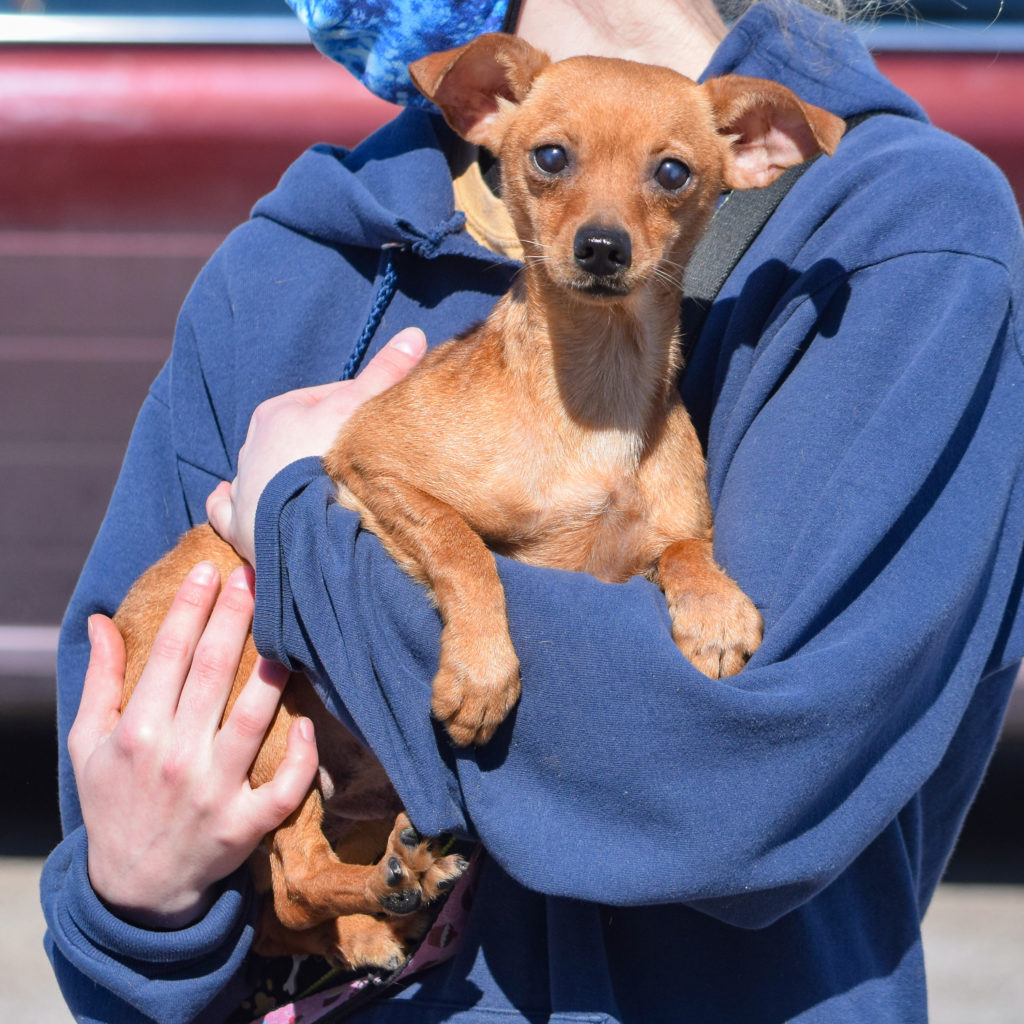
[679,112,878,366]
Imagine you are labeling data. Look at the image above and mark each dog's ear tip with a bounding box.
[815,111,847,157]
[407,32,550,149]
[407,50,453,101]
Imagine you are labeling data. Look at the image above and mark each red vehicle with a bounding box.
[0,5,1022,735]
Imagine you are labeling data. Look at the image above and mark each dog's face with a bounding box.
[410,34,844,306]
[495,57,726,304]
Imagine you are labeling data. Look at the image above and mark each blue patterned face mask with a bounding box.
[287,0,517,107]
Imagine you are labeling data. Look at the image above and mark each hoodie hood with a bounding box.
[252,108,485,259]
[255,0,926,253]
[705,0,927,122]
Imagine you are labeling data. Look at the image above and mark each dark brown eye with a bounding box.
[533,145,568,174]
[655,158,691,191]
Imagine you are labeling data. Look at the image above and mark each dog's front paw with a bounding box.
[668,579,763,679]
[431,631,520,745]
[369,813,469,916]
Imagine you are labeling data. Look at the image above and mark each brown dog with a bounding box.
[114,34,844,969]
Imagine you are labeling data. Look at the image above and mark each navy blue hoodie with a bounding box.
[43,3,1024,1022]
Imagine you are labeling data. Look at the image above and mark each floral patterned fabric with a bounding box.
[285,0,510,106]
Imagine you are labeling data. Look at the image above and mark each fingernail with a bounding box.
[228,565,255,592]
[86,615,96,643]
[188,561,218,585]
[391,328,426,357]
[298,717,314,742]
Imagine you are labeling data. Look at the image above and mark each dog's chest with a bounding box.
[491,440,659,581]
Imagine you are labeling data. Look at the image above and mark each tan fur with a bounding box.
[113,34,843,966]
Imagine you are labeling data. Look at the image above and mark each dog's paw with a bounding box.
[368,813,469,916]
[257,911,424,971]
[254,895,437,970]
[330,911,431,972]
[431,632,521,746]
[668,580,763,679]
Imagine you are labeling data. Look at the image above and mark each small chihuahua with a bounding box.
[114,34,843,968]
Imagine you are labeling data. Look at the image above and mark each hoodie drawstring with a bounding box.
[341,247,400,380]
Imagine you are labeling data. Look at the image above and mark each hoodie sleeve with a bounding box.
[42,257,259,1022]
[252,241,1024,929]
[41,831,257,1024]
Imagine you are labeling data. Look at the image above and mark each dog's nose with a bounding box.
[573,226,632,277]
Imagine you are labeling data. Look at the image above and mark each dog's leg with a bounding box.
[265,789,398,932]
[265,794,465,932]
[254,902,431,971]
[334,469,521,747]
[657,537,763,678]
[256,815,464,964]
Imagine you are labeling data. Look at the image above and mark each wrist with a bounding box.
[51,828,257,954]
[94,884,217,932]
[87,851,218,930]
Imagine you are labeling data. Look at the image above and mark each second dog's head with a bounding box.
[411,34,843,305]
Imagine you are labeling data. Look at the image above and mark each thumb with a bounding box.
[347,327,427,402]
[206,480,234,542]
[250,717,320,833]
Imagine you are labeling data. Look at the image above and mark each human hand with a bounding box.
[68,563,319,929]
[207,326,427,565]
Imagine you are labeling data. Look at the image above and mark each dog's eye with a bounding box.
[655,158,692,191]
[533,145,568,175]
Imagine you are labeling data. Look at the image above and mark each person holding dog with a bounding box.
[42,1,1024,1022]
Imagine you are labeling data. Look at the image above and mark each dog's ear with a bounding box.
[409,33,551,151]
[703,75,846,190]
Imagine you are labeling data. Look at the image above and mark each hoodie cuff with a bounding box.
[43,827,255,971]
[252,456,335,667]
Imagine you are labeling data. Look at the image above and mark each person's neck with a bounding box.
[514,0,727,81]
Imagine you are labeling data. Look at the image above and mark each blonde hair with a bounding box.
[715,0,902,20]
